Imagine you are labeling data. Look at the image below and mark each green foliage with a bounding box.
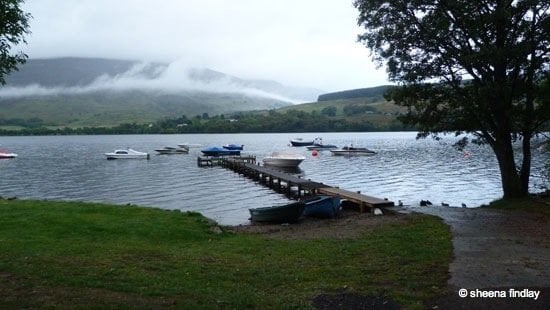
[0,107,411,135]
[343,104,376,116]
[354,0,550,198]
[0,0,31,85]
[320,106,337,116]
[0,199,452,308]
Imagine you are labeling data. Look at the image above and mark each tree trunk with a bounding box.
[493,140,528,199]
[520,135,532,194]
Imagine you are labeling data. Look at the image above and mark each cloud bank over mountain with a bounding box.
[1,58,322,104]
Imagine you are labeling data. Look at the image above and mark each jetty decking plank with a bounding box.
[318,187,394,210]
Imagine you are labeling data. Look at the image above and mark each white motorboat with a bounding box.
[105,148,150,160]
[263,151,306,167]
[154,146,189,155]
[0,150,17,159]
[330,146,376,156]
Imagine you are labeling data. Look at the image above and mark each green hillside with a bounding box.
[0,57,314,128]
[276,95,407,129]
[0,57,405,131]
[0,91,288,128]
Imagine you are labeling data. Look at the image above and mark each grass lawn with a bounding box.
[0,199,452,309]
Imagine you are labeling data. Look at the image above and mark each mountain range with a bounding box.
[0,57,322,127]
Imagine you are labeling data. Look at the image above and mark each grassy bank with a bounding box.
[486,194,550,215]
[0,199,452,309]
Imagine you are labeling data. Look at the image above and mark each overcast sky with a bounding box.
[20,0,389,92]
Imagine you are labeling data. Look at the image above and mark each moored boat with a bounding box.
[303,195,341,218]
[0,149,18,159]
[249,201,305,223]
[305,137,337,150]
[263,151,305,168]
[290,138,314,147]
[330,146,376,156]
[223,144,244,150]
[201,146,241,156]
[154,146,189,155]
[105,148,150,159]
[178,143,203,149]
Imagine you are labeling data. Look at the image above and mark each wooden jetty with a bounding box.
[197,155,256,167]
[221,158,394,212]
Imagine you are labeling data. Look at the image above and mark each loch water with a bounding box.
[0,132,546,225]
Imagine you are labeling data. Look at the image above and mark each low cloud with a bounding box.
[0,60,310,104]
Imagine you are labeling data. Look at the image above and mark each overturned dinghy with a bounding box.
[249,201,305,223]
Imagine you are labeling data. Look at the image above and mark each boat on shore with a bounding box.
[105,148,150,159]
[154,146,189,155]
[330,146,376,156]
[249,201,305,223]
[290,138,314,147]
[263,151,305,168]
[201,146,241,156]
[303,195,341,218]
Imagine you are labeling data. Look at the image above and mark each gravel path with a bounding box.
[412,205,550,309]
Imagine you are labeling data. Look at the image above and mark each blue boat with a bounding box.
[201,146,241,156]
[303,195,341,218]
[223,144,244,150]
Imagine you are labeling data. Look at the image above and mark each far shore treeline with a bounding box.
[0,109,412,135]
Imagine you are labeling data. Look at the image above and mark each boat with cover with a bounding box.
[330,146,376,156]
[290,138,314,146]
[249,201,305,223]
[263,151,305,168]
[201,146,241,156]
[303,195,341,218]
[154,146,189,154]
[222,144,244,150]
[105,148,150,159]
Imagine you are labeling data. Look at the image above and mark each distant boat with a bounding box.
[306,138,338,151]
[303,195,341,218]
[105,148,150,160]
[249,201,305,223]
[223,144,244,150]
[154,146,189,155]
[178,143,203,149]
[290,138,314,146]
[201,146,241,156]
[263,151,305,168]
[330,146,376,156]
[0,149,17,159]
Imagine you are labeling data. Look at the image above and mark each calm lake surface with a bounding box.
[0,132,546,225]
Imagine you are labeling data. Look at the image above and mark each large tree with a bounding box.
[354,0,550,199]
[0,0,31,85]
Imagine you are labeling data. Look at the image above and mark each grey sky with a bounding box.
[21,0,388,92]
